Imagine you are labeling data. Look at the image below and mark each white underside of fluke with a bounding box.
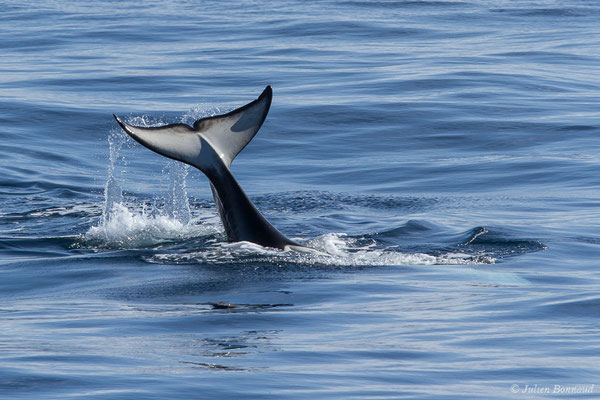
[114,86,273,171]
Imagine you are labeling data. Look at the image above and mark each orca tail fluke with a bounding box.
[113,86,273,170]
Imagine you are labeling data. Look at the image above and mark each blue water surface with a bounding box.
[1,1,599,399]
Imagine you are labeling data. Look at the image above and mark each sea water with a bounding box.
[1,1,599,399]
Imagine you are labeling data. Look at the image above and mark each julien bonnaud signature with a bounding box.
[510,384,595,395]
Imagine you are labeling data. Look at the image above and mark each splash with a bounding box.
[102,129,126,224]
[85,203,217,248]
[163,161,192,225]
[181,105,222,125]
[85,115,220,249]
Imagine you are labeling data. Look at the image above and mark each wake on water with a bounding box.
[85,197,496,267]
[81,109,543,272]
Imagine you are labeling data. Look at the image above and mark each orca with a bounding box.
[114,86,311,252]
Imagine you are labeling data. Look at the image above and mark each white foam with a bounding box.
[148,232,495,266]
[303,233,495,266]
[85,203,219,248]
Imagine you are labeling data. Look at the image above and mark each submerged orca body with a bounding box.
[114,86,304,251]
